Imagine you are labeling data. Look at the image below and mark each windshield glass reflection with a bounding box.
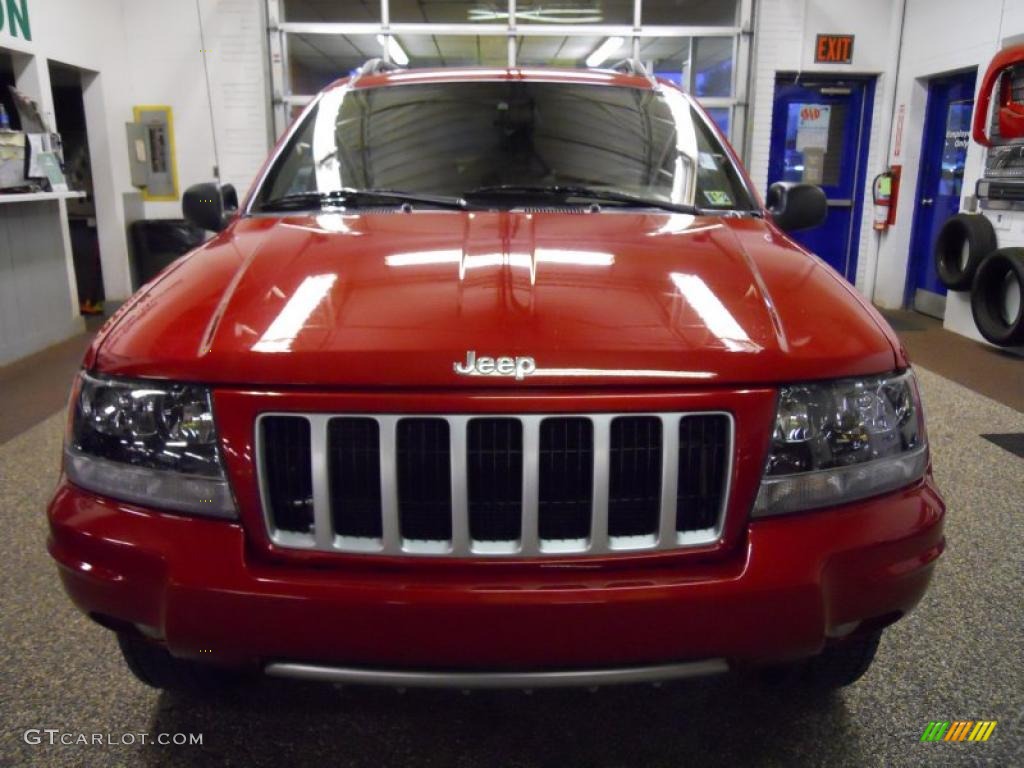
[256,80,752,211]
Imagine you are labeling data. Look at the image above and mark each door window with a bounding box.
[939,101,972,198]
[780,102,849,187]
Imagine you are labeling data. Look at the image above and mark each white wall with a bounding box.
[876,0,1024,350]
[749,0,1024,349]
[872,0,1005,311]
[120,0,271,220]
[3,0,135,303]
[1,0,270,303]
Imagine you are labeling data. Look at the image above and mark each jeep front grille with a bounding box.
[256,412,733,557]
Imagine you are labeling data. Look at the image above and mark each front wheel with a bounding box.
[761,630,882,690]
[801,630,882,689]
[117,632,242,694]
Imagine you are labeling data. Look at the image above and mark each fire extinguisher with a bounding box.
[872,166,901,231]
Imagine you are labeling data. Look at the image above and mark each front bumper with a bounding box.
[47,477,944,672]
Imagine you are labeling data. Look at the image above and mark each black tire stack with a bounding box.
[971,249,1024,345]
[934,213,1024,346]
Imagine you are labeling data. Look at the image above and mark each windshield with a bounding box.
[253,79,754,212]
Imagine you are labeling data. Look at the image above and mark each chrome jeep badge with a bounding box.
[453,350,537,381]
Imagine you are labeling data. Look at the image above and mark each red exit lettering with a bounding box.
[815,34,854,64]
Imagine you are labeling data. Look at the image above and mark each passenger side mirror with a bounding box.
[766,181,828,233]
[182,182,238,232]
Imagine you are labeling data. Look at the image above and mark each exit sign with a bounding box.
[815,34,854,64]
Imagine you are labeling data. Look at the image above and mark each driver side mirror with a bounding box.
[182,183,238,232]
[766,181,828,233]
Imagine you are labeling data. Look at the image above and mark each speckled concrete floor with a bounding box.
[1,367,1021,767]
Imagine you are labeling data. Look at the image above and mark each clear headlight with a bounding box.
[64,372,237,518]
[753,370,928,517]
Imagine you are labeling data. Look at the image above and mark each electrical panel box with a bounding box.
[125,106,178,201]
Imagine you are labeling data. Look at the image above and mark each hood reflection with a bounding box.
[384,248,614,281]
[670,272,761,353]
[534,366,714,380]
[252,274,337,353]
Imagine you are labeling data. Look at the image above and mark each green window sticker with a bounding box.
[703,190,733,206]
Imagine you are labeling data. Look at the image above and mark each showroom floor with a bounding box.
[1,318,1022,767]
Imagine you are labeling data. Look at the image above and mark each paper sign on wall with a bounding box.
[796,104,831,152]
[893,104,906,158]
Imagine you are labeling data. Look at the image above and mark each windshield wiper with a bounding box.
[462,184,705,215]
[255,188,467,212]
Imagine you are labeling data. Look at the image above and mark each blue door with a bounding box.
[768,76,876,282]
[906,70,977,318]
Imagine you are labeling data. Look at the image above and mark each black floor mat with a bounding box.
[981,433,1024,459]
[879,311,930,332]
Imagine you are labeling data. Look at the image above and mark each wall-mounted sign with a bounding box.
[893,103,906,158]
[0,0,32,42]
[815,34,854,64]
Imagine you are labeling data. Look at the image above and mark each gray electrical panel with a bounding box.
[125,107,177,200]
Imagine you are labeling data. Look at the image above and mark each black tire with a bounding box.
[970,248,1024,346]
[934,213,997,291]
[801,630,882,689]
[760,631,882,690]
[117,632,241,694]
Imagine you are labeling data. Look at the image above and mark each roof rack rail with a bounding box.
[352,57,402,84]
[610,58,658,87]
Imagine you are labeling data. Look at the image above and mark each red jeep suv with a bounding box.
[47,62,945,692]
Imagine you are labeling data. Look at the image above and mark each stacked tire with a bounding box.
[934,213,1024,346]
[971,248,1024,346]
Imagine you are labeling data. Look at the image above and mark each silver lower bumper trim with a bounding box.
[265,658,729,689]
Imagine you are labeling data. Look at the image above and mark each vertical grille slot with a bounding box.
[262,416,313,534]
[677,414,729,532]
[608,416,663,537]
[467,418,523,542]
[538,417,593,541]
[396,418,452,541]
[328,418,382,539]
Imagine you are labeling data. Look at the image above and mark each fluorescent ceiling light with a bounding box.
[469,8,603,23]
[586,37,625,68]
[377,35,409,66]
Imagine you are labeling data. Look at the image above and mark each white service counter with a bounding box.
[0,191,86,365]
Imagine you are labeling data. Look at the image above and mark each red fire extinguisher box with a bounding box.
[872,165,901,230]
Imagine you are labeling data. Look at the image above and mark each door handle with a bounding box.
[921,198,934,206]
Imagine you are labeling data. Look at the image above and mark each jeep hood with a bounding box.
[93,212,898,388]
